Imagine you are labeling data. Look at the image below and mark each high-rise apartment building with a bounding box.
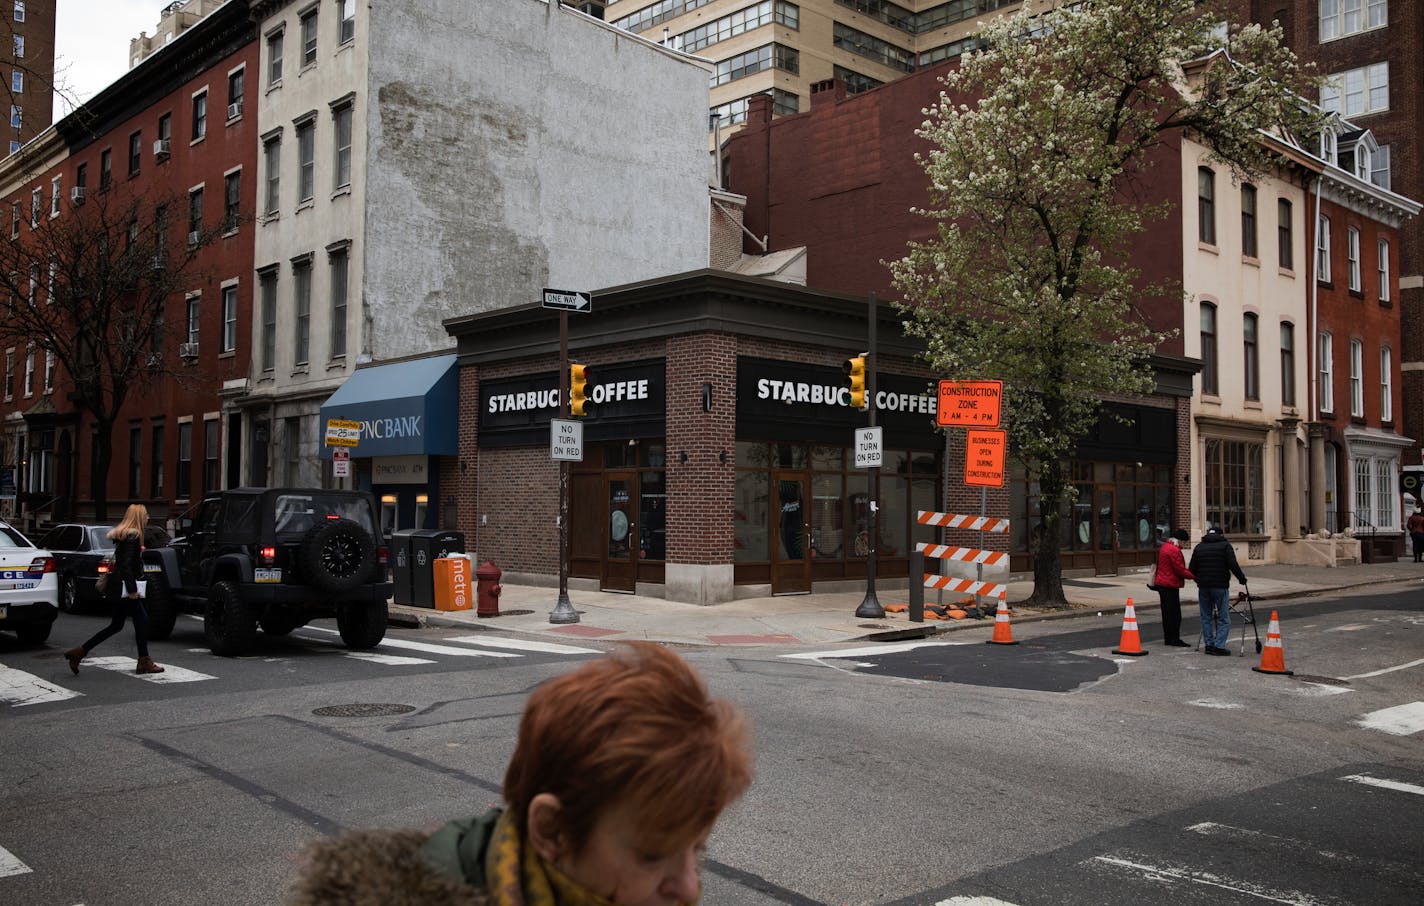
[4,0,56,156]
[606,0,1027,135]
[129,0,228,68]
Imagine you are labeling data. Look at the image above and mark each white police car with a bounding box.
[0,520,59,646]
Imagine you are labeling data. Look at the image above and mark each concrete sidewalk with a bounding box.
[391,560,1423,649]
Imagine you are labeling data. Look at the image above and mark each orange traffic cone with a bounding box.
[985,597,1018,645]
[1112,598,1148,656]
[1252,610,1293,676]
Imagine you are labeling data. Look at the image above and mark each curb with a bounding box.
[384,573,1419,647]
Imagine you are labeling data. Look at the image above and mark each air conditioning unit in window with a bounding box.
[227,100,242,119]
[187,229,200,245]
[153,138,171,157]
[178,342,199,360]
[150,255,166,270]
[69,186,86,204]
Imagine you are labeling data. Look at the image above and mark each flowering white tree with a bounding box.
[889,0,1322,606]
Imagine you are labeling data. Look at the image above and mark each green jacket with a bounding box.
[287,808,502,906]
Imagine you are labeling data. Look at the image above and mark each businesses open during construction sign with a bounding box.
[965,429,1006,488]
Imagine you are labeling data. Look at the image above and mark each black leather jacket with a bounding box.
[110,533,143,597]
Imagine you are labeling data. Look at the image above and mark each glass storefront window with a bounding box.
[880,475,908,557]
[738,441,771,469]
[641,470,666,560]
[812,445,843,470]
[772,443,808,468]
[734,469,769,562]
[810,473,844,559]
[847,471,869,558]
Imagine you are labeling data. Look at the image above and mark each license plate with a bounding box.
[5,581,36,589]
[255,568,282,583]
[144,564,162,574]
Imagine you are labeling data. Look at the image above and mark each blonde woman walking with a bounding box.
[64,504,165,675]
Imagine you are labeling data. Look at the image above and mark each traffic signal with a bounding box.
[844,355,867,410]
[569,363,590,417]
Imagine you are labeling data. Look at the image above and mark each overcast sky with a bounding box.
[54,0,158,115]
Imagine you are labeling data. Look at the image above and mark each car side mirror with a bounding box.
[176,517,193,535]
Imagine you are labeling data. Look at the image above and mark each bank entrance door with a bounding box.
[601,472,638,593]
[771,472,812,594]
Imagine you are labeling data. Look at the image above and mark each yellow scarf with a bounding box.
[484,810,698,906]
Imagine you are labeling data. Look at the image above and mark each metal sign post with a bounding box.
[856,293,884,619]
[549,306,580,624]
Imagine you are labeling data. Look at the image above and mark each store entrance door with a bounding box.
[1093,486,1118,576]
[601,472,638,593]
[771,472,811,594]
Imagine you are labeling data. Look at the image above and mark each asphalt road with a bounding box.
[1,582,1420,905]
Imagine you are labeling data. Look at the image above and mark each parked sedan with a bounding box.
[0,520,58,646]
[39,522,171,613]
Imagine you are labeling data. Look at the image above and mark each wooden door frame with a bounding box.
[600,470,638,593]
[770,470,812,594]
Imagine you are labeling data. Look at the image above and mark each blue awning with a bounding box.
[318,355,458,459]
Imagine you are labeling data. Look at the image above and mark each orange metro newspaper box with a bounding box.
[433,556,472,611]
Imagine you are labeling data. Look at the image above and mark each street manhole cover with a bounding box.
[312,703,417,717]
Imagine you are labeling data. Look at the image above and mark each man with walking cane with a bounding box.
[1188,526,1247,656]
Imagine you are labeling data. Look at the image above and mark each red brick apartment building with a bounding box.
[0,3,256,531]
[1223,1,1424,466]
[4,0,56,155]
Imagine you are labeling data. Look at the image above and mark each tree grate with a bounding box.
[312,703,417,717]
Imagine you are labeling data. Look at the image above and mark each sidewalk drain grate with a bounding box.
[1292,674,1350,687]
[313,703,417,718]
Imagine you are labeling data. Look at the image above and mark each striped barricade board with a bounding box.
[916,510,1010,533]
[914,542,1009,567]
[920,575,1007,600]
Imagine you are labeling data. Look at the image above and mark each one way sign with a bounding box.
[542,288,592,313]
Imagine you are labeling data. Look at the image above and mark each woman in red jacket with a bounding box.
[1153,528,1195,647]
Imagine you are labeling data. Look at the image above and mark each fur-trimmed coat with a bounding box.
[289,810,503,906]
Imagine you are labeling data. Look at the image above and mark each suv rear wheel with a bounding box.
[205,580,257,656]
[336,600,387,650]
[145,573,177,641]
[299,519,377,594]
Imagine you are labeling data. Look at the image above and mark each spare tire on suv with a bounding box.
[298,518,376,593]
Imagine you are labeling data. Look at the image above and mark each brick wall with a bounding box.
[665,333,737,564]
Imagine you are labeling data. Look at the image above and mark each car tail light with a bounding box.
[325,513,340,520]
[377,545,388,567]
[259,546,277,566]
[32,556,55,573]
[97,560,112,574]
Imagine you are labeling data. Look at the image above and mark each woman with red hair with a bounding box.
[289,641,752,906]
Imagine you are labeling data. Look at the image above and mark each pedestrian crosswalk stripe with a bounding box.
[0,844,31,878]
[343,652,436,666]
[935,899,1020,906]
[0,664,82,706]
[444,635,600,655]
[1340,773,1424,796]
[84,656,215,683]
[1354,701,1424,736]
[299,626,521,658]
[1089,853,1319,903]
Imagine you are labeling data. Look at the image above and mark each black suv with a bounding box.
[144,488,392,656]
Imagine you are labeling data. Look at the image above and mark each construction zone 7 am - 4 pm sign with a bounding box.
[936,380,1002,428]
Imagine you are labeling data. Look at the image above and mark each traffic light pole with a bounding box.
[856,292,884,619]
[549,310,579,624]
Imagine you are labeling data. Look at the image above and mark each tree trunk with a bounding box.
[1027,458,1069,607]
[91,420,113,523]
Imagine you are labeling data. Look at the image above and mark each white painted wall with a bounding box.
[1180,137,1309,551]
[362,0,711,359]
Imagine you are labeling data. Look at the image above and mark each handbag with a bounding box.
[1147,578,1160,592]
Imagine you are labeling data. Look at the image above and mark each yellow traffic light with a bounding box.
[844,355,867,410]
[570,363,590,417]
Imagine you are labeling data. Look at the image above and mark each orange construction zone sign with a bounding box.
[936,380,1003,427]
[964,428,1006,488]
